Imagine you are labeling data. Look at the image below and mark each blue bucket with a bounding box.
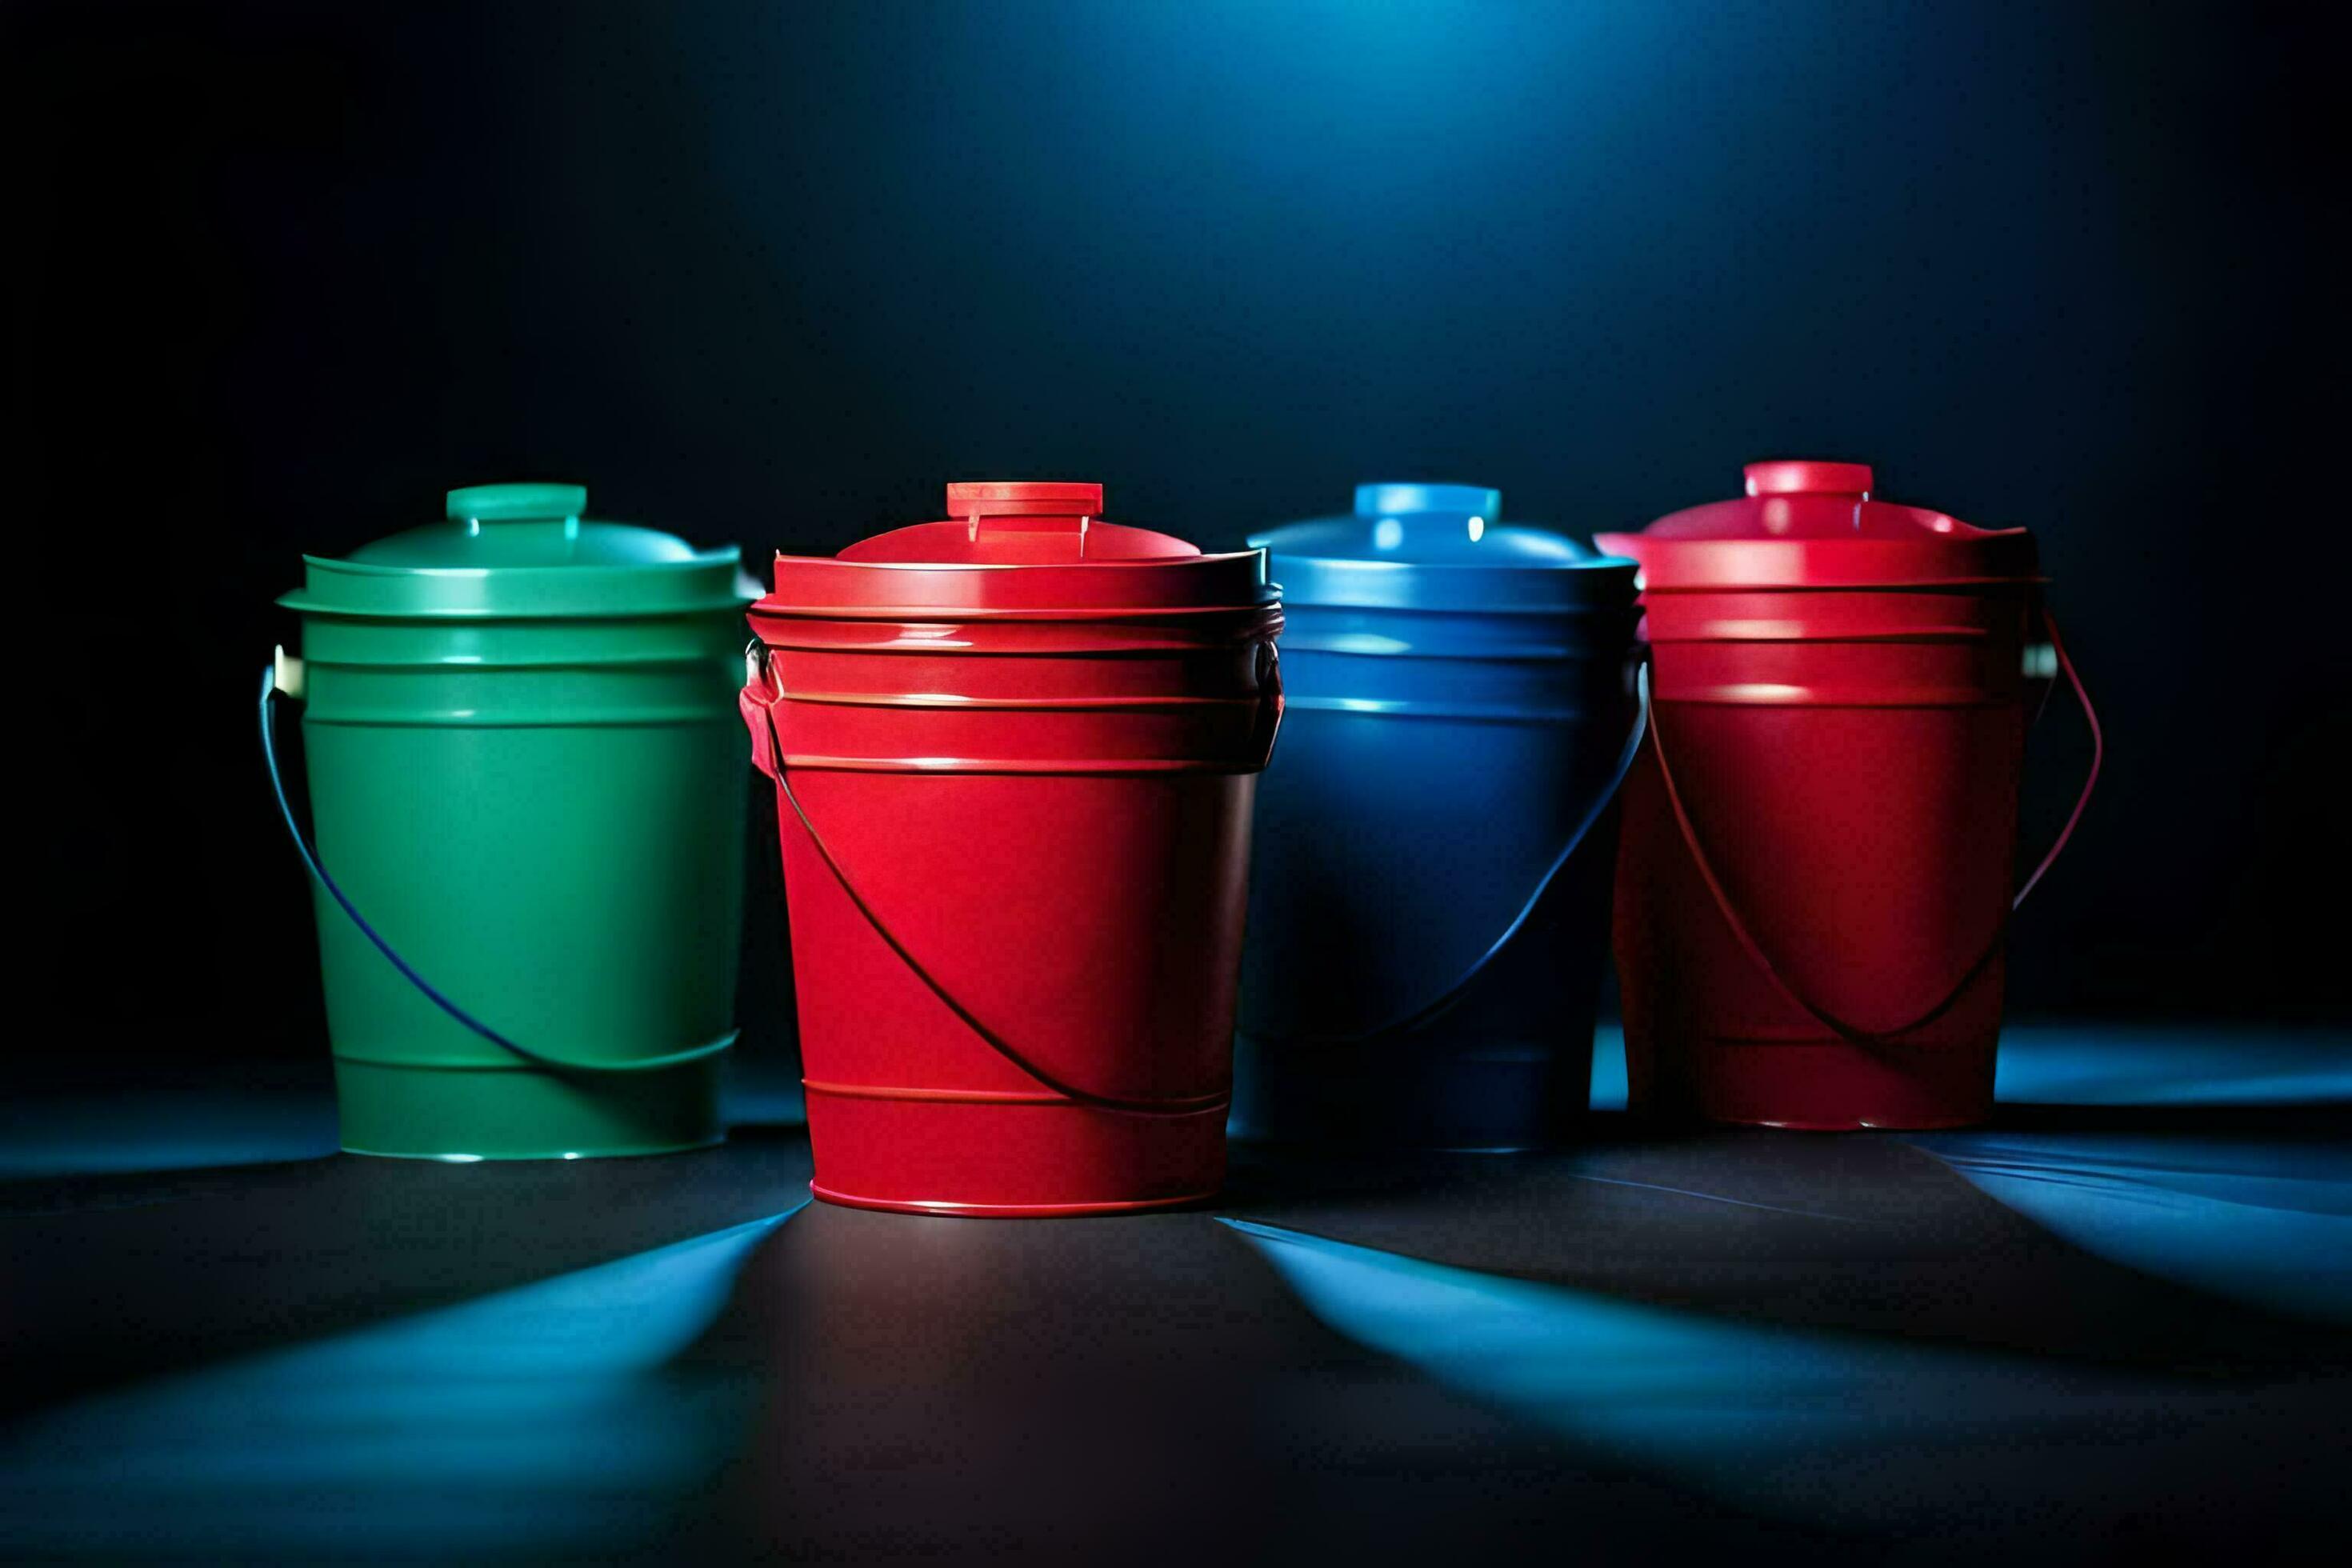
[1234,484,1643,1149]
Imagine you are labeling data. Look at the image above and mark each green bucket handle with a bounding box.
[260,657,736,1076]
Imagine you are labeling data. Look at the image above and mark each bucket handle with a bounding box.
[742,642,1283,1117]
[1646,608,2102,1048]
[260,659,737,1076]
[1240,654,1652,1049]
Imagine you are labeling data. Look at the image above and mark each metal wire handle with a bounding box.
[743,646,1281,1116]
[1241,658,1652,1049]
[1646,609,2103,1046]
[262,663,736,1075]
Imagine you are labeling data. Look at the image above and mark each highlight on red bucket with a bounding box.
[1595,462,2102,1131]
[742,482,1285,1214]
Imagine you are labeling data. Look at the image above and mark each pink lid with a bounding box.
[762,482,1274,618]
[1595,461,2042,590]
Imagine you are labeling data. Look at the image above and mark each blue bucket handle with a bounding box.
[260,660,737,1076]
[1245,653,1653,1049]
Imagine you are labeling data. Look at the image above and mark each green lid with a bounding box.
[280,482,751,619]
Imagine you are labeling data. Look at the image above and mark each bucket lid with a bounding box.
[1594,461,2041,590]
[279,482,750,619]
[761,482,1274,617]
[1249,483,1636,611]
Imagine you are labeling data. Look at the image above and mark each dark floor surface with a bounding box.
[2,1025,2346,1565]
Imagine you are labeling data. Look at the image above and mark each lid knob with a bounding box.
[1354,483,1502,522]
[446,482,589,522]
[1743,461,1873,498]
[946,481,1103,518]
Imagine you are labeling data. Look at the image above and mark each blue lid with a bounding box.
[1250,483,1636,611]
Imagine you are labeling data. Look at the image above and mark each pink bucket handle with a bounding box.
[1647,608,2102,1048]
[741,645,1283,1117]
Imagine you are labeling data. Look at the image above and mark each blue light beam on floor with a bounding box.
[1990,1025,2351,1106]
[1222,1216,2321,1536]
[1586,1024,2351,1117]
[0,1204,803,1562]
[1912,1132,2352,1326]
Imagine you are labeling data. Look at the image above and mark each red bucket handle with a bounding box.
[1646,609,2102,1047]
[742,642,1283,1117]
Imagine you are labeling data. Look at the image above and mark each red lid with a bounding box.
[1742,459,1874,498]
[944,480,1103,518]
[762,482,1274,618]
[1594,460,2041,590]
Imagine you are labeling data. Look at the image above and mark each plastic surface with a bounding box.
[274,482,751,1158]
[771,482,1269,610]
[1598,462,2096,1130]
[744,482,1283,1214]
[1235,484,1642,1148]
[262,670,740,1075]
[1251,482,1626,612]
[280,482,746,619]
[1597,459,2041,590]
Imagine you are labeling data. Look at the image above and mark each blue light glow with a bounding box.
[1587,1024,2350,1118]
[1912,1132,2352,1325]
[0,1206,802,1561]
[0,1086,338,1178]
[1222,1216,2333,1535]
[1991,1024,2352,1106]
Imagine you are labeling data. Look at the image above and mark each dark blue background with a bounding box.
[13,0,2342,1062]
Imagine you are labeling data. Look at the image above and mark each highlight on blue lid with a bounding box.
[1355,482,1503,522]
[1250,482,1635,610]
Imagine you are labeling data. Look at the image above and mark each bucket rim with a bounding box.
[1594,531,2043,593]
[774,546,1266,574]
[762,548,1276,617]
[1625,574,2052,593]
[282,547,754,620]
[748,599,1283,626]
[295,548,743,578]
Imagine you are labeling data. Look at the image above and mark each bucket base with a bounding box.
[1638,1034,1997,1132]
[802,1087,1226,1216]
[1230,1032,1595,1151]
[807,1181,1214,1218]
[331,1053,726,1160]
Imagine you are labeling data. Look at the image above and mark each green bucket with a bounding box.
[268,482,753,1160]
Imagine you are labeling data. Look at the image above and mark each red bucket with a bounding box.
[743,482,1284,1214]
[1596,462,2101,1130]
